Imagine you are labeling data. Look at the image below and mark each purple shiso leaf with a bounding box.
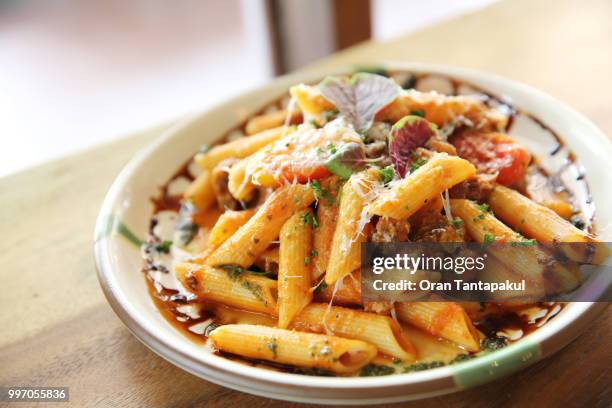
[389,116,437,177]
[318,73,400,133]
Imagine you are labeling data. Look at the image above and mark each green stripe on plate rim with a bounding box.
[451,337,541,388]
[96,214,143,247]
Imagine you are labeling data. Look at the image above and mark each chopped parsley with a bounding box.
[300,211,320,228]
[327,143,337,155]
[483,233,496,244]
[309,119,322,129]
[409,157,427,174]
[378,165,395,185]
[175,200,198,246]
[222,265,244,280]
[313,280,328,293]
[304,256,311,265]
[403,361,445,372]
[410,109,425,118]
[310,180,333,204]
[360,364,395,377]
[449,353,473,364]
[511,238,537,247]
[477,203,491,213]
[310,249,318,257]
[481,336,507,351]
[153,240,172,254]
[451,218,463,230]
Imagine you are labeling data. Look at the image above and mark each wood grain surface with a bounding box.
[1,0,610,406]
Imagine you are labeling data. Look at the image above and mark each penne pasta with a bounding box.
[290,84,336,117]
[206,183,315,268]
[196,126,286,170]
[245,109,302,135]
[325,169,378,285]
[140,71,599,378]
[292,303,417,361]
[208,209,255,247]
[451,198,581,293]
[278,210,314,328]
[175,263,278,315]
[312,177,340,280]
[367,153,476,220]
[227,156,255,201]
[376,90,508,129]
[488,185,603,263]
[183,170,215,211]
[209,324,377,374]
[395,302,480,352]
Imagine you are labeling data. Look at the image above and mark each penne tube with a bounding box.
[292,303,417,361]
[367,153,476,220]
[227,157,256,201]
[245,109,302,135]
[290,85,506,130]
[395,302,480,352]
[290,84,336,117]
[175,263,278,315]
[451,198,581,293]
[209,324,377,374]
[278,210,314,328]
[450,198,517,242]
[206,183,315,268]
[196,126,286,170]
[480,254,546,301]
[488,185,604,263]
[313,177,340,280]
[183,170,215,211]
[208,209,255,247]
[376,90,508,129]
[400,325,467,363]
[325,170,378,285]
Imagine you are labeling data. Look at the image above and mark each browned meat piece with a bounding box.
[413,215,466,243]
[372,217,410,243]
[367,217,410,315]
[449,174,495,202]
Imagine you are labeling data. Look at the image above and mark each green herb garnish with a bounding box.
[378,165,395,185]
[483,233,496,244]
[313,280,328,294]
[300,212,319,228]
[451,218,463,230]
[310,180,333,204]
[409,157,427,174]
[403,361,445,372]
[360,364,395,377]
[481,336,507,351]
[223,265,244,280]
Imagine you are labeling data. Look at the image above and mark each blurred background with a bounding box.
[0,0,496,176]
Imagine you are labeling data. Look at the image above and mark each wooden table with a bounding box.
[1,0,610,406]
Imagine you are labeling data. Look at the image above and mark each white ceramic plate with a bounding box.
[95,63,611,404]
